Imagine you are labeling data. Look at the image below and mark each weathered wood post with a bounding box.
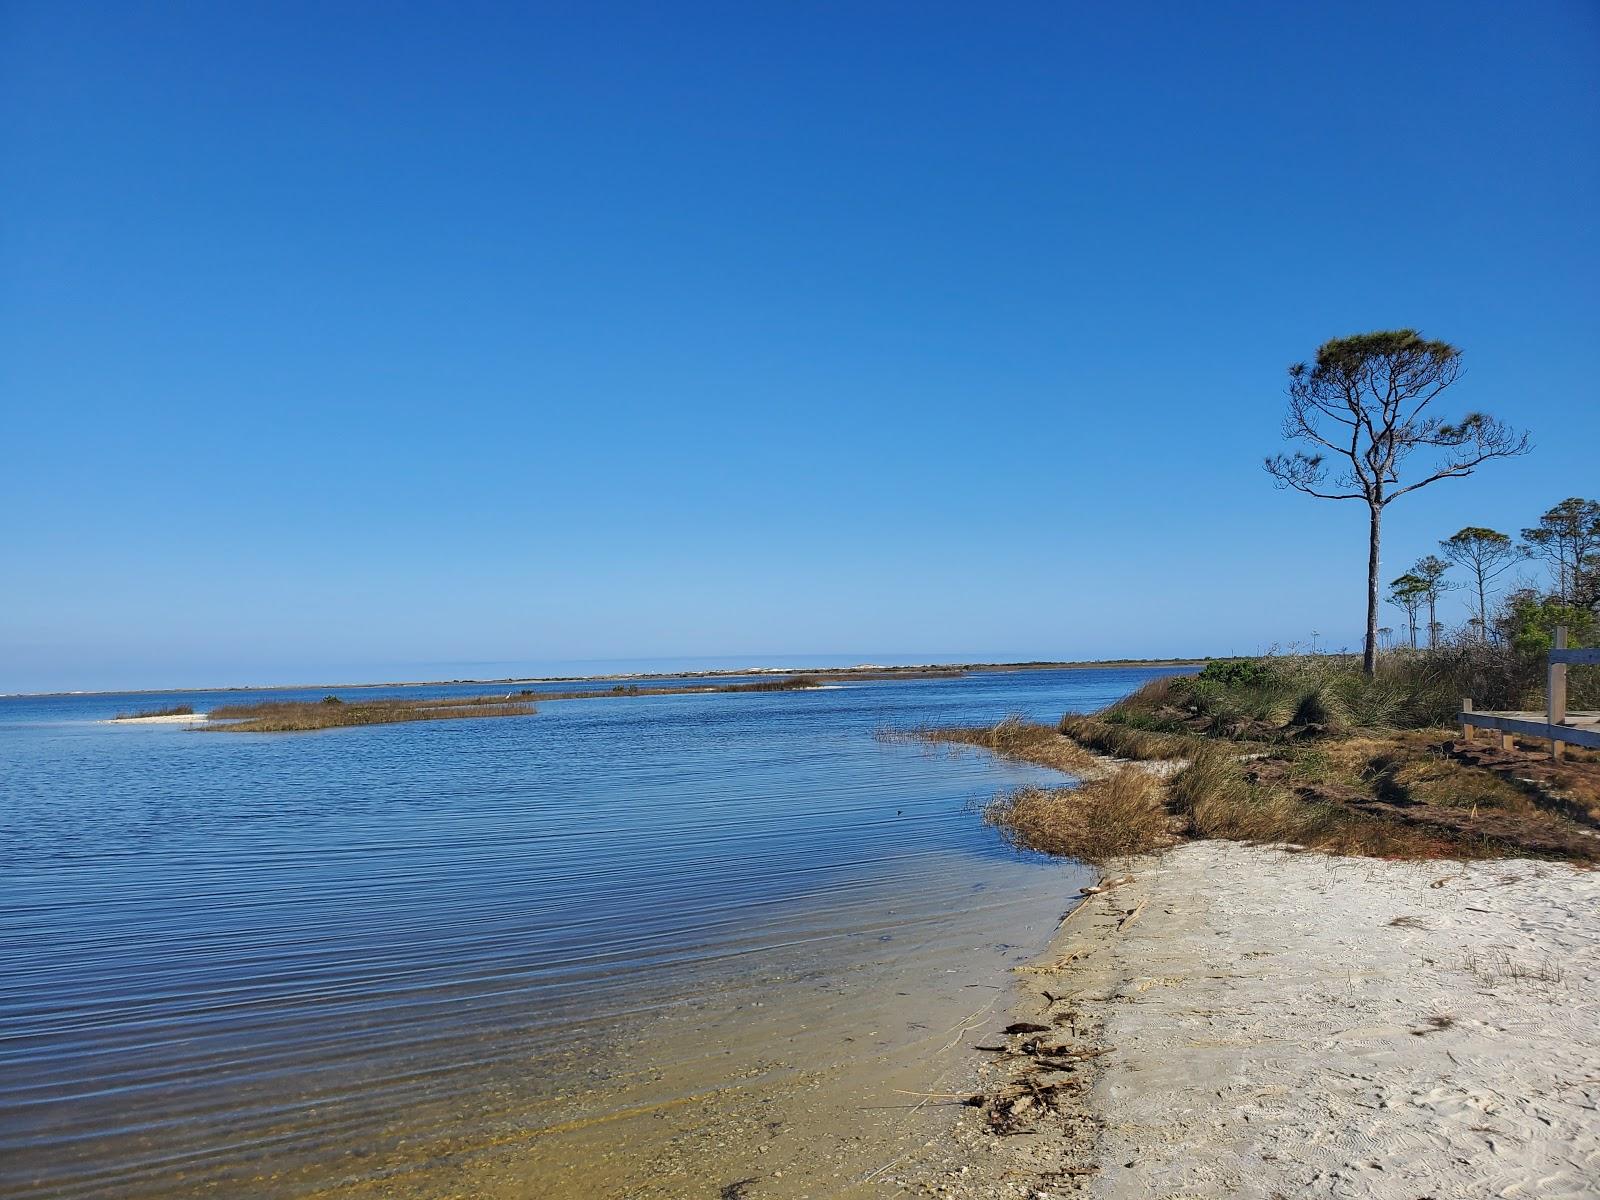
[1461,697,1474,742]
[1548,626,1568,761]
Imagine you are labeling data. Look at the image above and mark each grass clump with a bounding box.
[879,716,1102,776]
[984,773,1171,863]
[1058,714,1199,761]
[1169,746,1324,843]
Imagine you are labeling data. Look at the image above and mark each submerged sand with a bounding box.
[932,841,1600,1199]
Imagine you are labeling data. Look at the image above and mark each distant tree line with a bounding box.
[1385,496,1600,655]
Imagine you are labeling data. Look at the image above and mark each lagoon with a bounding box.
[0,667,1180,1198]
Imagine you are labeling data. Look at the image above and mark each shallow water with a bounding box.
[0,667,1181,1197]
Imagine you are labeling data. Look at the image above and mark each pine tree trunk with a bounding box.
[1364,502,1381,678]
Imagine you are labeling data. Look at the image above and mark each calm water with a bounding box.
[0,667,1181,1198]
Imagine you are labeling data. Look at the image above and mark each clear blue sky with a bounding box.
[3,1,1596,692]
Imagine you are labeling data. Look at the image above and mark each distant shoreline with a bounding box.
[9,658,1208,700]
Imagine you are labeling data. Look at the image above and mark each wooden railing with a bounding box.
[1460,626,1600,760]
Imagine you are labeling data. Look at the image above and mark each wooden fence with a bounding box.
[1460,626,1600,759]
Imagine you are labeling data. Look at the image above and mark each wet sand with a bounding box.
[245,855,1096,1200]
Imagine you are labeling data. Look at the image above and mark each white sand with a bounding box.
[1080,842,1600,1199]
[107,712,206,724]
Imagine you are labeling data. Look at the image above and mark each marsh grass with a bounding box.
[516,676,825,702]
[902,695,1593,862]
[878,716,1103,776]
[1165,744,1352,845]
[1081,654,1599,852]
[1057,714,1202,761]
[206,674,828,732]
[881,718,1174,862]
[207,695,538,732]
[983,774,1171,863]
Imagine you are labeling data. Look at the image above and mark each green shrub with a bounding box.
[1499,593,1596,657]
[1197,658,1277,688]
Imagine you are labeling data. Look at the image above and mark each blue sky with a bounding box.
[3,1,1596,692]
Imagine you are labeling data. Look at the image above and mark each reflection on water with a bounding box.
[0,668,1180,1197]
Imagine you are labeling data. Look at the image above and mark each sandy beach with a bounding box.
[107,712,206,723]
[918,841,1599,1199]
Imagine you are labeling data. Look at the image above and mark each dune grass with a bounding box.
[1056,713,1204,761]
[1166,744,1376,852]
[896,702,1594,863]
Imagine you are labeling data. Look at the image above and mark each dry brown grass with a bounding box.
[1168,744,1509,859]
[878,716,1103,776]
[984,773,1172,862]
[905,707,1592,862]
[1047,668,1600,861]
[1169,746,1336,844]
[1380,755,1534,812]
[880,718,1174,861]
[1057,714,1199,762]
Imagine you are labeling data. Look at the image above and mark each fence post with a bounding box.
[1461,696,1474,742]
[1549,626,1568,762]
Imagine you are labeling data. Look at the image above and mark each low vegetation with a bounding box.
[879,716,1103,776]
[526,676,825,701]
[207,693,538,732]
[204,675,829,732]
[1056,713,1204,762]
[892,643,1598,864]
[1097,643,1597,740]
[985,772,1172,860]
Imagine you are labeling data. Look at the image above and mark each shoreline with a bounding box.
[106,712,208,724]
[924,841,1600,1198]
[6,658,1206,700]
